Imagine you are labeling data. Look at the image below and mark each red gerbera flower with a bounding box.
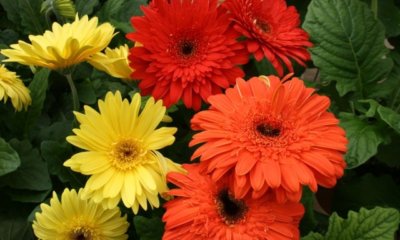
[190,76,347,202]
[127,0,248,110]
[222,0,312,76]
[163,164,304,240]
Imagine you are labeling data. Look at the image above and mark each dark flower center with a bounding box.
[75,233,87,240]
[121,147,134,158]
[216,189,248,225]
[180,41,195,56]
[254,19,270,33]
[70,228,93,240]
[114,140,138,162]
[256,123,281,137]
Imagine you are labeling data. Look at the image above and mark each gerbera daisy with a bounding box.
[222,0,312,76]
[88,44,133,80]
[64,91,183,214]
[1,15,115,70]
[127,0,248,110]
[0,64,31,111]
[32,188,129,240]
[190,76,347,201]
[163,164,304,240]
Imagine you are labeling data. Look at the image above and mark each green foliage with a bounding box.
[134,216,164,240]
[75,0,99,16]
[22,68,50,137]
[303,232,324,240]
[76,79,97,104]
[376,135,400,168]
[41,140,85,188]
[333,174,400,214]
[303,207,400,240]
[0,138,20,176]
[18,0,47,34]
[361,0,400,37]
[0,197,34,239]
[0,0,22,30]
[339,112,386,168]
[0,29,19,45]
[0,0,47,34]
[0,139,52,192]
[95,0,147,34]
[97,0,126,22]
[303,0,393,98]
[300,188,318,234]
[0,215,33,240]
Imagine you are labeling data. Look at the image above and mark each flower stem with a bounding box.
[396,103,400,113]
[371,0,378,19]
[391,88,400,109]
[65,73,80,111]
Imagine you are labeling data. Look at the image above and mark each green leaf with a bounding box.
[75,0,99,16]
[134,216,164,240]
[110,19,133,33]
[97,0,125,22]
[27,204,43,223]
[361,0,400,37]
[377,0,400,37]
[37,119,73,142]
[333,174,400,214]
[41,140,85,188]
[255,58,278,76]
[0,139,52,191]
[357,99,400,134]
[41,140,69,175]
[18,0,46,34]
[5,188,51,203]
[77,79,97,105]
[323,207,400,240]
[377,134,400,168]
[108,0,145,33]
[23,68,50,136]
[376,105,400,134]
[366,49,400,101]
[303,0,393,97]
[118,0,146,18]
[302,232,324,240]
[0,217,33,240]
[0,0,22,29]
[0,29,19,45]
[0,138,20,176]
[0,197,35,239]
[300,188,318,234]
[339,112,386,168]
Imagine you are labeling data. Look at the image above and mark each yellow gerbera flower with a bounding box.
[0,64,31,111]
[64,91,182,214]
[1,15,115,70]
[88,44,133,80]
[32,188,129,240]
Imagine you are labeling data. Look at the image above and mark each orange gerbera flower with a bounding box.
[190,76,347,202]
[163,164,304,240]
[222,0,312,76]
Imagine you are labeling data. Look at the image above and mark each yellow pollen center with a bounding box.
[110,139,147,171]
